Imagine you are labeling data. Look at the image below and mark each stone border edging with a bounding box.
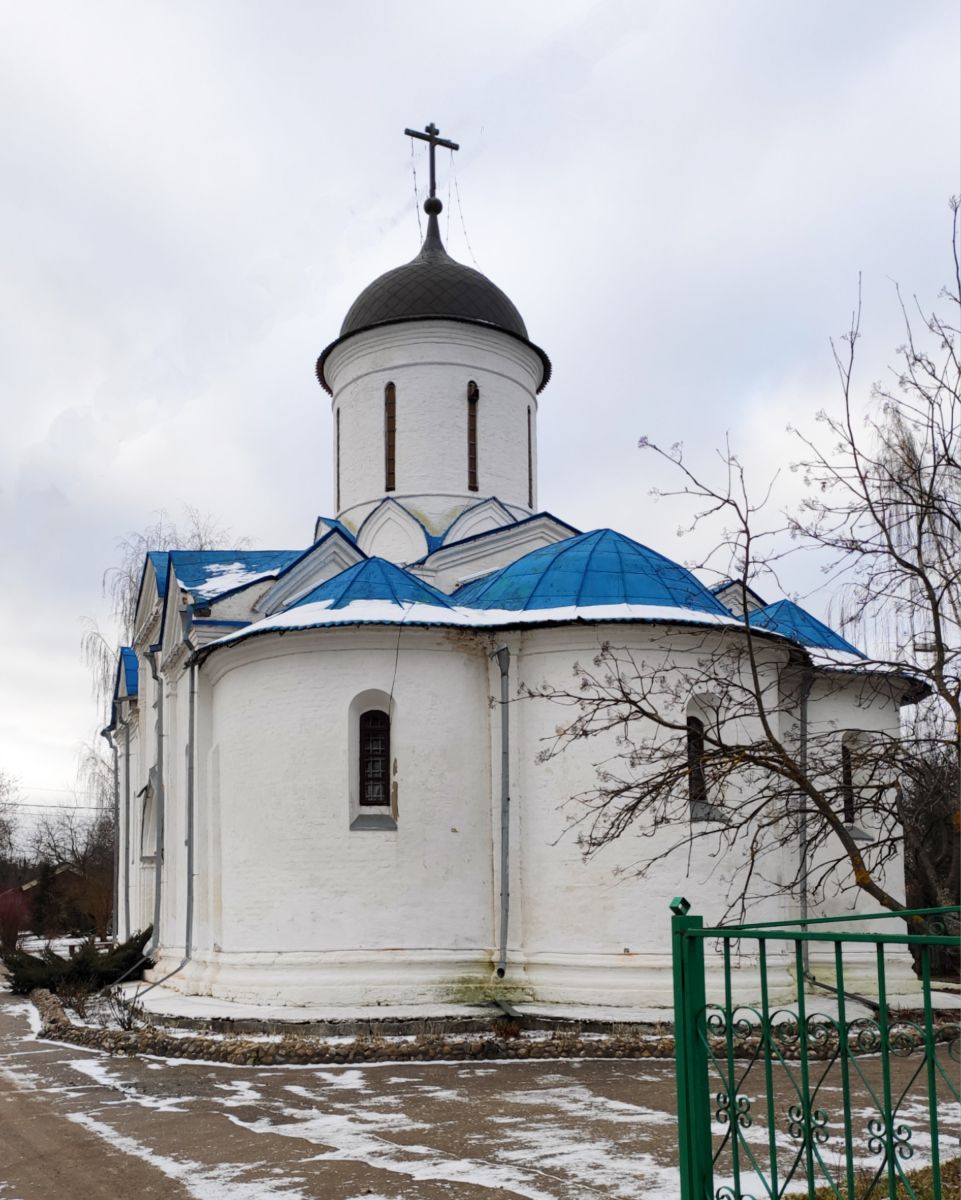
[30,989,676,1065]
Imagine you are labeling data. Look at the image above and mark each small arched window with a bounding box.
[139,782,156,858]
[526,406,534,508]
[384,383,396,491]
[335,407,341,511]
[687,715,709,819]
[467,381,479,491]
[841,739,857,824]
[359,709,390,807]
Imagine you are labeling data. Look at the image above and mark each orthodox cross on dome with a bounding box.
[404,122,459,211]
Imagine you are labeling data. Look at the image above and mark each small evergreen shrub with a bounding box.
[1,927,153,996]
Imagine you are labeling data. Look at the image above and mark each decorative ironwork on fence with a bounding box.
[671,899,960,1199]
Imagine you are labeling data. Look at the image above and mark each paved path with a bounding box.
[2,993,956,1199]
[0,993,685,1199]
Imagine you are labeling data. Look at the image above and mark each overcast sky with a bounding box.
[1,0,958,818]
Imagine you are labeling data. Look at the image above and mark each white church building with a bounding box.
[107,131,913,1009]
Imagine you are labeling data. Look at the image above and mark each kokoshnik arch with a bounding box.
[106,125,915,1008]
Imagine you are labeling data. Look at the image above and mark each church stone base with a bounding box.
[143,946,922,1013]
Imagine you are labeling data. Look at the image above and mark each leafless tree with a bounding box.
[0,771,21,887]
[525,201,960,929]
[0,771,17,862]
[31,808,116,938]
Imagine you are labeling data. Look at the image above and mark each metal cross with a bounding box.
[404,122,459,200]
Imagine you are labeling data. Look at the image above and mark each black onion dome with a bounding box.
[317,212,551,394]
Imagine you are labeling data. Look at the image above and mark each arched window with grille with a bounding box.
[359,709,390,807]
[687,697,724,822]
[348,691,396,830]
[467,381,479,491]
[841,741,856,825]
[384,382,396,491]
[687,714,709,819]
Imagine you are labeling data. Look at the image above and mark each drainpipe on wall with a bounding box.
[102,725,120,941]
[184,660,197,961]
[138,643,198,997]
[492,646,511,979]
[119,708,133,939]
[798,665,814,977]
[148,646,165,957]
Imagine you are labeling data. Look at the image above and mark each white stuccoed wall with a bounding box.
[513,626,792,1006]
[157,628,497,1005]
[325,321,543,542]
[144,622,912,1008]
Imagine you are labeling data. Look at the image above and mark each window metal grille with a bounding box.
[841,742,856,823]
[384,382,396,492]
[527,406,533,508]
[687,715,708,815]
[467,380,479,491]
[359,709,390,807]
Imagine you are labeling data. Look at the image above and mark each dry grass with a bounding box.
[800,1157,960,1199]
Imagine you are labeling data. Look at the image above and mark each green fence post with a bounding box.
[672,897,713,1200]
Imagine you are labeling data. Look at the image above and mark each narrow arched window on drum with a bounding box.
[359,710,390,806]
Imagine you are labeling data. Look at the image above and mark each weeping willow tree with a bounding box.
[78,505,246,807]
[526,200,960,932]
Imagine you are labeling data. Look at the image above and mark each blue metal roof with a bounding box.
[120,647,138,696]
[291,557,453,610]
[452,529,731,615]
[147,551,170,598]
[748,600,865,657]
[314,516,357,543]
[166,550,302,599]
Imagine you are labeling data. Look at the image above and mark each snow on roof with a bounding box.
[166,550,302,601]
[452,529,731,616]
[207,547,749,653]
[120,647,138,696]
[212,600,748,649]
[748,600,866,660]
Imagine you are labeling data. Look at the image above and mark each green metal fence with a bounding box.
[671,900,960,1199]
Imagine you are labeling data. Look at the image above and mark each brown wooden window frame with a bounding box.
[384,382,396,492]
[687,715,708,817]
[841,742,856,824]
[467,380,479,492]
[526,406,534,508]
[359,709,390,807]
[335,406,341,512]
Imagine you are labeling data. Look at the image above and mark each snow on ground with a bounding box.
[2,992,955,1200]
[69,1057,197,1112]
[67,1113,310,1199]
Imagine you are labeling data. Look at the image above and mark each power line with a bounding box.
[13,785,101,796]
[410,136,423,243]
[6,802,106,811]
[451,151,479,267]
